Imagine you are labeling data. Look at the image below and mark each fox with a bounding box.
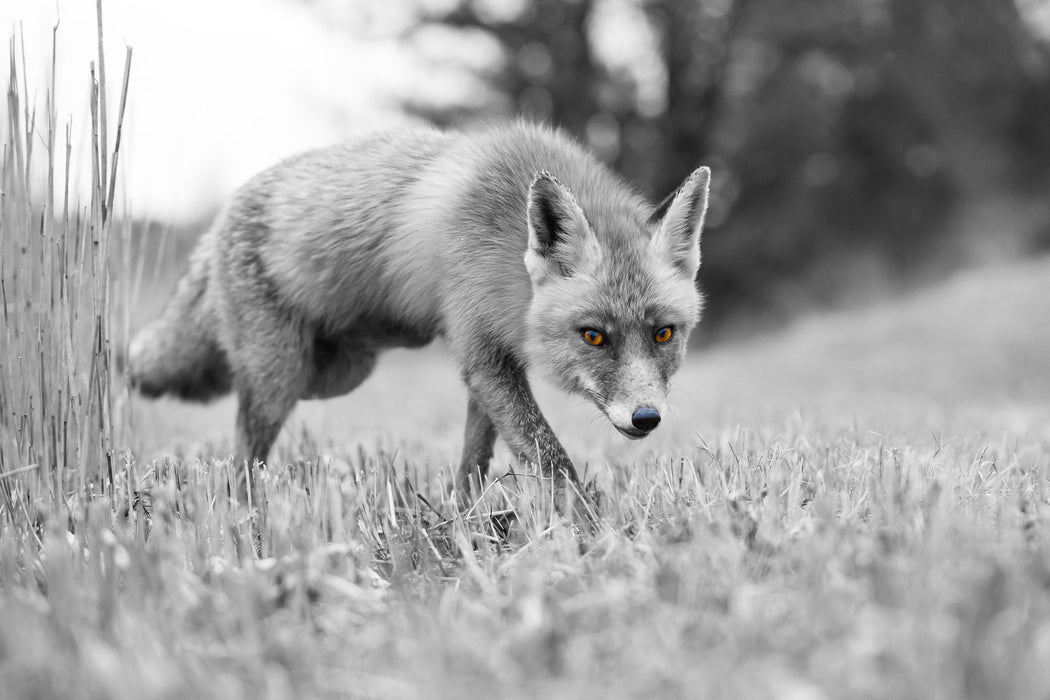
[128,122,710,518]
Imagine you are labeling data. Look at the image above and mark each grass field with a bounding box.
[6,254,1050,700]
[4,23,1050,700]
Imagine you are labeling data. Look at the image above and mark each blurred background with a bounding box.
[5,0,1050,342]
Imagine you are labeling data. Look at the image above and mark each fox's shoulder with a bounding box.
[225,120,648,240]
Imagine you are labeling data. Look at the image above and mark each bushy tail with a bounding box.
[128,235,232,402]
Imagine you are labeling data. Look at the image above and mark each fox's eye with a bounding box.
[654,326,673,343]
[582,329,605,346]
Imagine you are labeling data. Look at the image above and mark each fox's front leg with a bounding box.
[456,394,498,497]
[459,351,593,522]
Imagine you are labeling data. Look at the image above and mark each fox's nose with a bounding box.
[631,407,661,432]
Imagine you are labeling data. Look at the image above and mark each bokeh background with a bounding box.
[394,0,1050,338]
[5,0,1050,340]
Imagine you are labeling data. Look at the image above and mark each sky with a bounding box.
[1,0,654,225]
[1,0,473,223]
[9,0,1047,226]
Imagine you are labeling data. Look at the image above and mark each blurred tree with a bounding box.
[405,0,1050,337]
[637,0,751,199]
[408,0,605,136]
[407,0,750,200]
[703,0,1050,326]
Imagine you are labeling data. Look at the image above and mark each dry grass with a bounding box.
[3,15,1050,700]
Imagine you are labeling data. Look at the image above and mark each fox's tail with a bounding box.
[128,234,232,402]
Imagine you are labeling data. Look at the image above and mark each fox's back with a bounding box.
[242,129,452,334]
[223,123,651,349]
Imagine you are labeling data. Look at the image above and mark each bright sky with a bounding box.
[1,0,476,222]
[1,0,672,224]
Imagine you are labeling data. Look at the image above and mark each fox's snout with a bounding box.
[606,404,663,440]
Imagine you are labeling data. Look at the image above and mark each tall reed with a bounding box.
[0,2,133,535]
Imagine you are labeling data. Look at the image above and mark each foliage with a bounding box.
[409,0,1050,334]
[1,24,134,504]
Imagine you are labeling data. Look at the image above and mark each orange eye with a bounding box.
[582,329,604,346]
[654,327,673,343]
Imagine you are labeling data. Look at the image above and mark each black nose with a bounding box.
[631,407,661,432]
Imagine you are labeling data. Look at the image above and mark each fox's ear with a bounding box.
[525,172,600,283]
[651,166,710,279]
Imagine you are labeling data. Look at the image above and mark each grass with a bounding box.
[3,14,1050,700]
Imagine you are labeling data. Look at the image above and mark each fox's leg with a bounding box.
[225,318,310,506]
[455,394,498,498]
[462,351,593,524]
[233,382,299,505]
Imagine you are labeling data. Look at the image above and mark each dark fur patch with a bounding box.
[313,330,340,371]
[134,342,232,403]
[231,191,284,309]
[344,316,438,349]
[171,351,233,401]
[648,189,677,226]
[241,245,282,308]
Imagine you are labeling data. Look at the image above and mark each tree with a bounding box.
[404,0,1050,335]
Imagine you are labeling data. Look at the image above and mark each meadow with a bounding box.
[3,24,1050,700]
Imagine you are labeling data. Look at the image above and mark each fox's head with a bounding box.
[523,167,710,439]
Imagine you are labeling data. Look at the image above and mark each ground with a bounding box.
[2,256,1050,700]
